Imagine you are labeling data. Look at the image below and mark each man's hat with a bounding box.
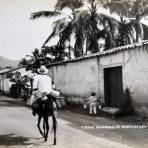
[37,65,48,74]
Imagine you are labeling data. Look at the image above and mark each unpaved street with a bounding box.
[0,96,147,148]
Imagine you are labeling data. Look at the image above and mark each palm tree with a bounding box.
[54,0,84,11]
[42,45,71,62]
[96,13,120,50]
[31,5,74,57]
[129,0,148,42]
[56,0,119,53]
[6,72,14,79]
[116,19,136,46]
[105,0,148,43]
[18,58,27,66]
[31,0,120,58]
[19,49,43,71]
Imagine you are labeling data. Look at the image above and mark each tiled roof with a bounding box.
[0,66,24,74]
[0,67,12,74]
[0,67,11,71]
[47,40,148,67]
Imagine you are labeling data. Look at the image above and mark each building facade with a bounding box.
[0,67,12,93]
[47,41,148,116]
[0,66,32,93]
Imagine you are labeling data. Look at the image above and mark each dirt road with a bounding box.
[0,96,143,148]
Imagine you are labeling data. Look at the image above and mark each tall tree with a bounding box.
[31,0,119,58]
[105,0,148,43]
[129,0,148,41]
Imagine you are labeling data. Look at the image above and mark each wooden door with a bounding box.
[104,66,124,108]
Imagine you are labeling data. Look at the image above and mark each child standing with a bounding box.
[88,91,97,115]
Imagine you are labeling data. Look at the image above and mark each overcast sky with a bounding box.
[0,0,57,60]
[1,0,148,61]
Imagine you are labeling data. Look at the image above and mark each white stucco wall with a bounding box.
[48,44,148,115]
[3,78,10,93]
[123,47,148,116]
[0,68,11,74]
[98,46,148,116]
[48,58,99,103]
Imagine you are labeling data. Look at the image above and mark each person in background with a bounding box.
[22,75,31,103]
[88,91,97,115]
[10,78,16,98]
[8,79,13,96]
[15,72,22,98]
[26,71,36,106]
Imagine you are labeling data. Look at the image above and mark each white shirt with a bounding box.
[33,74,52,94]
[88,96,97,102]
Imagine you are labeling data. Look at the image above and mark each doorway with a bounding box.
[104,66,124,108]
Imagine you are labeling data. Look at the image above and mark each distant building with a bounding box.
[0,66,31,94]
[0,67,12,93]
[0,67,12,75]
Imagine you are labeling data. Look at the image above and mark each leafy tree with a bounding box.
[18,49,41,71]
[18,58,27,66]
[6,72,14,79]
[129,0,148,41]
[31,0,119,57]
[116,19,136,46]
[105,0,148,44]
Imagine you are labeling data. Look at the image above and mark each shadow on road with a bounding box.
[0,134,30,146]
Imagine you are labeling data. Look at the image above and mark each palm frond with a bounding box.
[42,29,57,47]
[53,17,68,24]
[73,11,93,56]
[74,10,90,24]
[142,0,148,8]
[140,7,148,18]
[133,20,144,41]
[99,13,119,39]
[55,0,84,11]
[42,18,69,47]
[30,11,62,20]
[53,17,70,32]
[117,20,136,46]
[59,21,74,43]
[105,1,129,17]
[132,0,142,16]
[42,46,57,55]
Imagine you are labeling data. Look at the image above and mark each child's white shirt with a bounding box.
[88,96,97,102]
